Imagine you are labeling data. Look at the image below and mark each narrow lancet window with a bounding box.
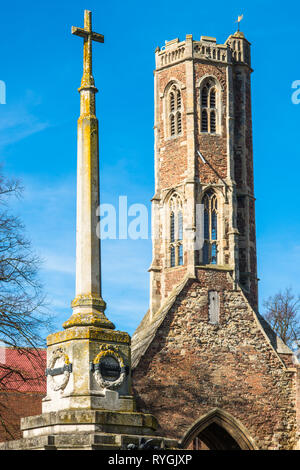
[201,190,219,265]
[170,115,175,136]
[210,88,216,108]
[178,244,183,266]
[210,111,216,133]
[170,92,175,111]
[169,194,184,267]
[201,110,208,132]
[211,243,217,265]
[201,86,208,107]
[168,84,182,137]
[177,90,181,108]
[171,246,176,267]
[203,242,209,265]
[178,211,183,240]
[200,79,219,134]
[170,212,175,242]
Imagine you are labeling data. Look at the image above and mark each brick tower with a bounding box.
[132,31,300,450]
[149,31,257,317]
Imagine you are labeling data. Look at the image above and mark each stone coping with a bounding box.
[0,432,178,450]
[47,326,131,346]
[196,264,234,271]
[21,409,157,432]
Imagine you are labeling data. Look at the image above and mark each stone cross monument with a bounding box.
[41,9,135,416]
[63,9,113,331]
[0,10,175,450]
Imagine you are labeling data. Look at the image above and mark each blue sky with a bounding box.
[0,0,299,338]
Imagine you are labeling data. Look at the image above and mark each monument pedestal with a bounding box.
[0,325,177,450]
[42,326,136,413]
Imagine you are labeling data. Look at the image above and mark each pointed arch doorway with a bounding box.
[180,408,257,450]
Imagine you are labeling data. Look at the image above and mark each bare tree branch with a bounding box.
[263,288,300,349]
[0,172,52,439]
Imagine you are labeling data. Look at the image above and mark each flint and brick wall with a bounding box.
[133,272,298,450]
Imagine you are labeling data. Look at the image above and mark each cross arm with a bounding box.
[91,32,104,43]
[71,26,104,43]
[71,26,88,38]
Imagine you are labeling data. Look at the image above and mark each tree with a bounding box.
[263,288,300,350]
[0,173,51,439]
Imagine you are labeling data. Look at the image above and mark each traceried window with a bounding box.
[168,85,182,137]
[202,190,218,265]
[169,194,184,267]
[200,79,218,134]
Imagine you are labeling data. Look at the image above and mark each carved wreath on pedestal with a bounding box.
[92,344,126,390]
[47,347,72,392]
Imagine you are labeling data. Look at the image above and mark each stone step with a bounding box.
[91,444,121,450]
[93,434,119,445]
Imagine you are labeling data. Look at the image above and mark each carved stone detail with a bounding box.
[47,347,71,392]
[92,344,126,390]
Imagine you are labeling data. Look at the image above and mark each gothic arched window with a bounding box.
[201,109,208,132]
[200,79,219,134]
[168,85,182,137]
[210,110,216,133]
[202,190,218,265]
[201,86,208,107]
[169,194,184,267]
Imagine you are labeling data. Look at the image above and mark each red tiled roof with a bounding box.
[0,347,46,393]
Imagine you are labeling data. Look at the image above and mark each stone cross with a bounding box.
[72,10,104,88]
[63,10,114,330]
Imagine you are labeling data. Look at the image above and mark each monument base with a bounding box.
[0,409,177,450]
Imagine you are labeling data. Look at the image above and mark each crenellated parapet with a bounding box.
[155,33,251,71]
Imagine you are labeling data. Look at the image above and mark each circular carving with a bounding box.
[93,345,126,390]
[48,347,71,392]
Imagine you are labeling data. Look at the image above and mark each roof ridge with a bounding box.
[131,275,192,369]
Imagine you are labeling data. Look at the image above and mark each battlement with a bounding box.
[155,32,251,70]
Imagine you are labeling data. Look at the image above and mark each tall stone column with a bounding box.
[63,10,114,330]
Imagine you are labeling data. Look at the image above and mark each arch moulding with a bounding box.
[179,408,258,450]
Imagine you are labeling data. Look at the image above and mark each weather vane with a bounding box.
[235,14,244,32]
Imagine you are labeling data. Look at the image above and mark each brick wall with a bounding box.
[0,391,43,441]
[158,63,188,190]
[195,62,228,183]
[0,347,46,442]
